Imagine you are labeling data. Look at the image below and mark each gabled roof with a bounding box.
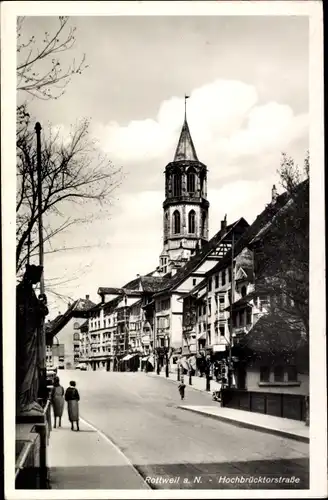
[154,217,249,296]
[237,313,307,354]
[122,275,171,293]
[202,187,297,281]
[174,118,198,162]
[45,297,96,342]
[249,179,308,246]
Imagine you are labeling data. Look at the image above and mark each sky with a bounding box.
[17,15,309,318]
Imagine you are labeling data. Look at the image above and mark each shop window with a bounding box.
[260,366,270,382]
[274,365,284,382]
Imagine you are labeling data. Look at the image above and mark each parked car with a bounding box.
[46,368,57,387]
[75,363,87,371]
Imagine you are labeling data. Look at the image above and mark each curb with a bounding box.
[178,406,309,444]
[146,372,215,395]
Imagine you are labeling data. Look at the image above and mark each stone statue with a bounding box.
[16,264,49,415]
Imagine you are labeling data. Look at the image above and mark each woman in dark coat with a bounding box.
[51,376,64,428]
[65,381,80,431]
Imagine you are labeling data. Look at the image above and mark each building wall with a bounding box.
[171,293,183,349]
[56,317,86,369]
[246,366,309,396]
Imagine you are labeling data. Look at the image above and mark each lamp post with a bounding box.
[188,359,192,386]
[35,122,47,401]
[165,334,170,378]
[156,346,161,375]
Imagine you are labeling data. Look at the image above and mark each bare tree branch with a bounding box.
[17,16,88,101]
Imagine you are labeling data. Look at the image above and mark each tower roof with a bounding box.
[174,118,199,162]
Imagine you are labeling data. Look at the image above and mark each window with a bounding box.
[228,268,232,283]
[241,286,247,298]
[203,305,206,316]
[215,275,219,288]
[208,298,212,316]
[188,210,196,234]
[219,296,225,311]
[73,332,80,341]
[201,211,206,237]
[246,309,252,325]
[274,365,284,382]
[73,322,80,330]
[286,365,298,382]
[207,327,211,345]
[221,270,226,286]
[219,325,225,337]
[172,173,182,197]
[260,366,270,382]
[208,278,212,292]
[173,210,181,234]
[200,173,205,196]
[164,212,169,237]
[193,278,197,286]
[187,170,196,193]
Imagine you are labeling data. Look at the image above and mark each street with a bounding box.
[55,370,309,489]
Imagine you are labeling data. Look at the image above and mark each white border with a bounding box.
[1,1,326,499]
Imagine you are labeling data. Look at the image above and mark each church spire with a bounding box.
[174,95,198,162]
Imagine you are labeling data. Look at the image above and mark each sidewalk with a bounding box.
[147,370,222,393]
[48,416,149,489]
[146,371,309,443]
[178,405,309,443]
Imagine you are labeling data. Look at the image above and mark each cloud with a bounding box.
[92,79,308,177]
[46,78,308,314]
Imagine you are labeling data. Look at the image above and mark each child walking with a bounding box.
[178,378,186,400]
[65,380,80,431]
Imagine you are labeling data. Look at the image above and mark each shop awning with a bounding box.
[122,354,133,361]
[122,353,139,362]
[148,355,155,366]
[179,357,190,371]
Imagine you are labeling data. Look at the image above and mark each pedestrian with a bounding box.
[65,380,80,431]
[178,378,186,401]
[51,376,64,428]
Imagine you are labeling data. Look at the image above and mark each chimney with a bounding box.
[271,184,278,204]
[85,294,90,300]
[221,214,227,232]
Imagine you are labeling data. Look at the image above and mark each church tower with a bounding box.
[159,97,209,274]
